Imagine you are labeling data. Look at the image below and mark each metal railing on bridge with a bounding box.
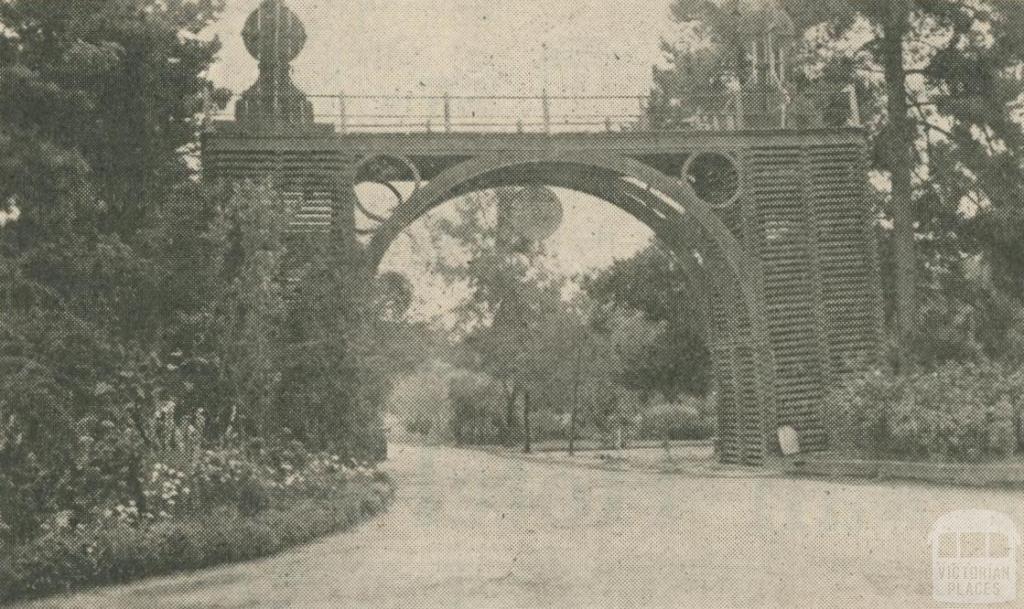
[209,91,747,134]
[207,84,860,134]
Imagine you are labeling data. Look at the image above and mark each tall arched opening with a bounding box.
[360,151,774,465]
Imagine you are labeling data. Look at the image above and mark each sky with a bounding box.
[206,0,683,321]
[208,0,679,98]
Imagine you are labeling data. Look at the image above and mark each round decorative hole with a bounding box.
[501,186,563,242]
[684,152,740,208]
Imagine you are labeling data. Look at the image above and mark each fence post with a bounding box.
[751,41,760,84]
[780,87,790,129]
[338,92,347,134]
[542,89,551,134]
[443,93,452,133]
[845,85,861,127]
[734,89,745,130]
[201,87,214,132]
[637,95,650,130]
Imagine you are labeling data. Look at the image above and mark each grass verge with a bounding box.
[0,475,395,606]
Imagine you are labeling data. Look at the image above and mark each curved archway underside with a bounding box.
[363,152,774,465]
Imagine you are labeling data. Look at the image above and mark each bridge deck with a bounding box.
[205,121,865,163]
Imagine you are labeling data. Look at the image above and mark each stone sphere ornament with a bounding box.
[242,0,307,66]
[235,0,315,125]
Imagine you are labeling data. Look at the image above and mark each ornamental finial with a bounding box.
[236,0,314,126]
[242,0,307,66]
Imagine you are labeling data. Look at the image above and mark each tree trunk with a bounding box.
[502,381,519,447]
[522,389,532,454]
[501,381,515,423]
[881,19,917,373]
[569,341,583,456]
[568,404,578,456]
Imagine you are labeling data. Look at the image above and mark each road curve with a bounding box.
[22,444,1023,609]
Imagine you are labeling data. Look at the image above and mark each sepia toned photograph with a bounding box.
[1,1,1023,607]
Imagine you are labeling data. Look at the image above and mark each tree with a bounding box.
[0,0,228,238]
[659,0,1024,369]
[0,0,231,368]
[586,241,711,400]
[544,297,621,455]
[424,190,669,451]
[426,189,619,451]
[207,181,288,438]
[464,272,569,452]
[427,190,542,445]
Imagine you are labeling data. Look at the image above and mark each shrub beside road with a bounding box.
[825,361,1024,462]
[0,442,394,606]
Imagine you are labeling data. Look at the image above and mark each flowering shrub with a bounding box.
[0,358,78,543]
[141,463,191,520]
[0,435,394,605]
[106,501,143,525]
[824,361,1024,462]
[100,441,385,524]
[190,447,260,509]
[5,433,386,543]
[0,472,395,605]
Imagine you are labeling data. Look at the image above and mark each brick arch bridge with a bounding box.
[202,0,883,465]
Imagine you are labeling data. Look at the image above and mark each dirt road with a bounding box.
[25,444,1023,609]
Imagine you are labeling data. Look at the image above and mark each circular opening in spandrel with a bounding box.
[685,152,740,208]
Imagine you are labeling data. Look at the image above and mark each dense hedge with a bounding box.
[0,473,394,605]
[825,362,1024,462]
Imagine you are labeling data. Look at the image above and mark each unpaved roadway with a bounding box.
[24,444,1024,609]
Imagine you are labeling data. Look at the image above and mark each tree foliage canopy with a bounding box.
[586,242,711,400]
[654,0,1024,367]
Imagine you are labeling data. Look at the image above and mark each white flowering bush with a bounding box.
[82,440,388,523]
[0,412,394,605]
[825,361,1024,461]
[141,463,191,520]
[0,431,394,605]
[105,502,142,525]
